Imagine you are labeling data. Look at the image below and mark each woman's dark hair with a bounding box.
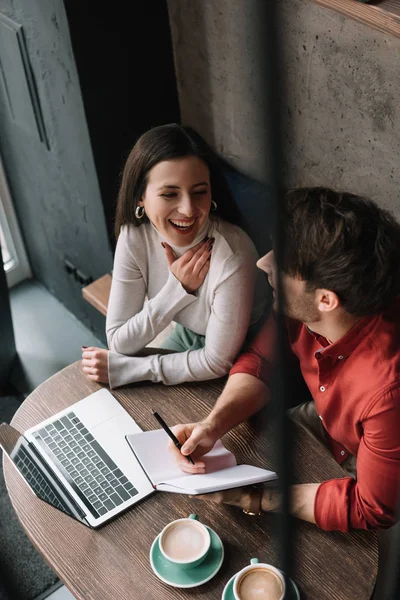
[281,187,400,316]
[114,124,241,237]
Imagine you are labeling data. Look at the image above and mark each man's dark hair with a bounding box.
[282,187,400,316]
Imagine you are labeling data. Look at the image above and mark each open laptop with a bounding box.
[0,389,155,528]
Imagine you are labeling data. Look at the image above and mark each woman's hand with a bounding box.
[81,347,109,384]
[163,237,214,293]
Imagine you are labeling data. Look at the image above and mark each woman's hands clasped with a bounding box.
[81,347,109,384]
[162,237,214,294]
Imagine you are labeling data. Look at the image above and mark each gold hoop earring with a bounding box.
[211,200,218,211]
[135,206,145,219]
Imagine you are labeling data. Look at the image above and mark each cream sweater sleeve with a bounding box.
[106,228,197,354]
[108,250,258,387]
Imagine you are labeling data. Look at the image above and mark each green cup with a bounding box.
[158,514,211,570]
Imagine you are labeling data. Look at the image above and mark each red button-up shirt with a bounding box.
[230,298,400,531]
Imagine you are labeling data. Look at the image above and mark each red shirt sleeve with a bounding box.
[314,386,400,531]
[229,312,277,385]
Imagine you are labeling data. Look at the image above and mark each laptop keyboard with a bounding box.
[34,412,138,517]
[14,444,70,513]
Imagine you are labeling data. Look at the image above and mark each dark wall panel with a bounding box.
[64,0,181,248]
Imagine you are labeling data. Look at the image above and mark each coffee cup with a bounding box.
[159,514,211,570]
[233,558,285,600]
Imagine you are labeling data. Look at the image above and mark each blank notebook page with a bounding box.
[126,429,237,485]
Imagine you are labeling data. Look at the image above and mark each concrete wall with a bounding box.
[0,0,113,338]
[167,0,400,218]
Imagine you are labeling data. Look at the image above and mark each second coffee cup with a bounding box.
[233,558,285,600]
[159,514,211,570]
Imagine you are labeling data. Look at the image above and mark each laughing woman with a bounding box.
[82,124,267,388]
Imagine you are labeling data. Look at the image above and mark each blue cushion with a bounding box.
[223,168,275,256]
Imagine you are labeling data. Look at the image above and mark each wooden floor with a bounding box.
[311,0,400,38]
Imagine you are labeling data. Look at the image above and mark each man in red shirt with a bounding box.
[169,187,400,532]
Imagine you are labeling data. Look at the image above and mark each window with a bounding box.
[0,154,31,287]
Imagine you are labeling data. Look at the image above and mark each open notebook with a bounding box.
[126,429,277,495]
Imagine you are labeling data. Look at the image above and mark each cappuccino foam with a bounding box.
[161,521,207,561]
[237,568,284,600]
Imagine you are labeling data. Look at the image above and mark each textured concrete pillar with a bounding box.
[167,0,400,217]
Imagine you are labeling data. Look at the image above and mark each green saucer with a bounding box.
[150,526,224,588]
[222,571,300,599]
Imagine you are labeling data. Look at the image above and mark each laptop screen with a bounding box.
[0,422,86,524]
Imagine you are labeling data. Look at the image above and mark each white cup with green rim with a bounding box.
[158,513,211,570]
[233,558,286,600]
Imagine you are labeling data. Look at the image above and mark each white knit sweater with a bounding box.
[106,218,267,387]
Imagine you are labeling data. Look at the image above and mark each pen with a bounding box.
[152,410,195,465]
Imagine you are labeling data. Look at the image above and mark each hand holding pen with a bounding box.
[152,410,195,465]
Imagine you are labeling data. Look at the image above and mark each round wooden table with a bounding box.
[3,362,378,599]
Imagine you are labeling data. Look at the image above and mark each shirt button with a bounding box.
[340,450,346,456]
[320,386,326,392]
[338,355,344,360]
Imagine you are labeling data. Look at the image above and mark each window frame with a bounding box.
[0,154,31,288]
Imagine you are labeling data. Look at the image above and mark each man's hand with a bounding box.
[168,421,219,474]
[191,487,255,510]
[81,347,109,384]
[192,485,281,512]
[163,238,214,293]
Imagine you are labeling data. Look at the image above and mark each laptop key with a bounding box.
[89,481,97,490]
[101,467,109,476]
[105,473,114,482]
[105,486,114,495]
[92,469,100,477]
[81,469,89,477]
[99,493,108,502]
[92,456,101,464]
[75,476,84,485]
[100,481,109,490]
[98,507,107,516]
[115,486,130,501]
[93,500,102,510]
[60,416,73,430]
[66,465,74,473]
[128,487,138,497]
[113,469,123,479]
[54,421,63,431]
[119,476,128,485]
[80,482,89,491]
[89,440,118,471]
[82,457,90,466]
[103,499,115,511]
[88,494,97,503]
[110,478,118,487]
[94,487,102,495]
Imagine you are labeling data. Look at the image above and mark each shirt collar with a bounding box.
[307,314,379,360]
